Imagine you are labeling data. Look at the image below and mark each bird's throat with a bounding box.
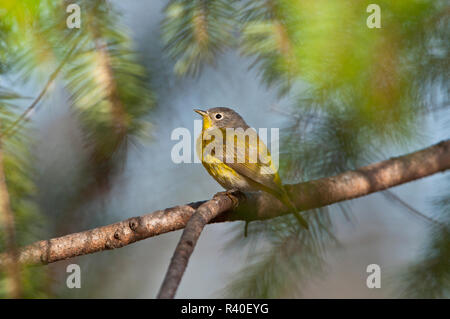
[201,115,213,130]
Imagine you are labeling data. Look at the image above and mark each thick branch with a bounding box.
[157,193,237,299]
[1,139,449,268]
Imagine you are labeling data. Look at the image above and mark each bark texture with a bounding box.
[157,193,237,299]
[0,139,448,269]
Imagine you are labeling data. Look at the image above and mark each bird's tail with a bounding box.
[279,191,309,230]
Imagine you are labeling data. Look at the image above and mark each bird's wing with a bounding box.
[222,130,285,196]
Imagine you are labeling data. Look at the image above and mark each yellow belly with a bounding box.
[201,154,253,191]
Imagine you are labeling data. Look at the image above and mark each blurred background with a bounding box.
[0,0,448,298]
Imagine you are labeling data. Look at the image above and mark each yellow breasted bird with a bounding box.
[194,107,308,229]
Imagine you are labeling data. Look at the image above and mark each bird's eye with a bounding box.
[215,113,223,120]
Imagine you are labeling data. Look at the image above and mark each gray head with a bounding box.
[194,107,249,129]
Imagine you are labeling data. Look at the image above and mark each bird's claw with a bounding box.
[214,189,243,208]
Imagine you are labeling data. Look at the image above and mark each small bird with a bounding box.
[194,107,308,229]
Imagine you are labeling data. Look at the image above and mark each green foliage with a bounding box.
[0,0,447,298]
[209,0,449,297]
[62,1,155,190]
[0,85,50,297]
[2,0,155,188]
[222,207,339,298]
[398,180,450,298]
[162,0,237,76]
[0,0,155,297]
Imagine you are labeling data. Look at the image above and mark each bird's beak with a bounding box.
[194,109,207,117]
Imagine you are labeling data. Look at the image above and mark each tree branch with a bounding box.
[0,139,449,269]
[157,192,239,299]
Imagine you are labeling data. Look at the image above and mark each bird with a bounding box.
[194,107,308,230]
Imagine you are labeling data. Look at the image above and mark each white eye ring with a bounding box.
[215,113,223,120]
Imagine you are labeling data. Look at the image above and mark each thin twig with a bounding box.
[0,41,79,139]
[382,189,447,229]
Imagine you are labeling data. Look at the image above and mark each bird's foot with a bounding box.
[214,189,244,208]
